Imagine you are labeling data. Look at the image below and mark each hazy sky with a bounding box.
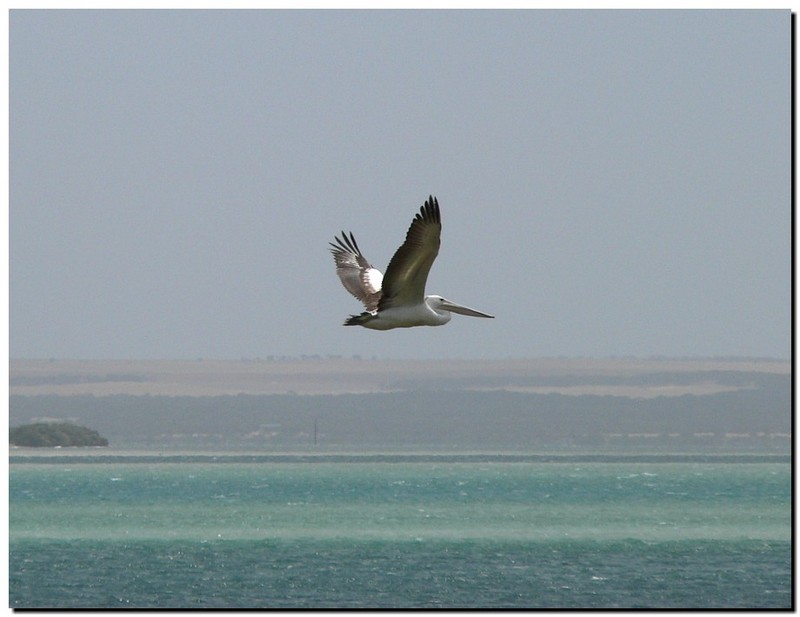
[10,9,790,360]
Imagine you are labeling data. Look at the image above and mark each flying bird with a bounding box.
[329,195,494,330]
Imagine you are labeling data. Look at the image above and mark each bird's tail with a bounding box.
[343,312,375,326]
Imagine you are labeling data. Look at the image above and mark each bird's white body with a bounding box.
[354,296,453,330]
[329,196,494,330]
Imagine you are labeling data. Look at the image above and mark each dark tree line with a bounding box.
[10,423,109,447]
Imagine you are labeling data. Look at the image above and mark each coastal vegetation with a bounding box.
[10,422,109,447]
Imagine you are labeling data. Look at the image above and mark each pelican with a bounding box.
[329,195,494,330]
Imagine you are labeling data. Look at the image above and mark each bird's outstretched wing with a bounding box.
[329,231,383,312]
[378,196,441,311]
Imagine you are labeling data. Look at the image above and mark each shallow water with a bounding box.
[9,457,791,608]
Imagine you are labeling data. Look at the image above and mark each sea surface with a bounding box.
[8,454,792,609]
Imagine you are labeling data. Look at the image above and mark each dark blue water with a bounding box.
[9,456,792,608]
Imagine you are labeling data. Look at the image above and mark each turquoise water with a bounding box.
[9,456,792,608]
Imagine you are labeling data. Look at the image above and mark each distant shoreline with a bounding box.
[11,358,789,453]
[9,452,791,465]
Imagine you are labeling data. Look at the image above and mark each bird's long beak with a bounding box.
[441,299,495,318]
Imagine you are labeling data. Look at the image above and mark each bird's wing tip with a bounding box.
[419,195,441,224]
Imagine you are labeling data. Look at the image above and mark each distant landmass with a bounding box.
[10,422,109,448]
[8,358,790,452]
